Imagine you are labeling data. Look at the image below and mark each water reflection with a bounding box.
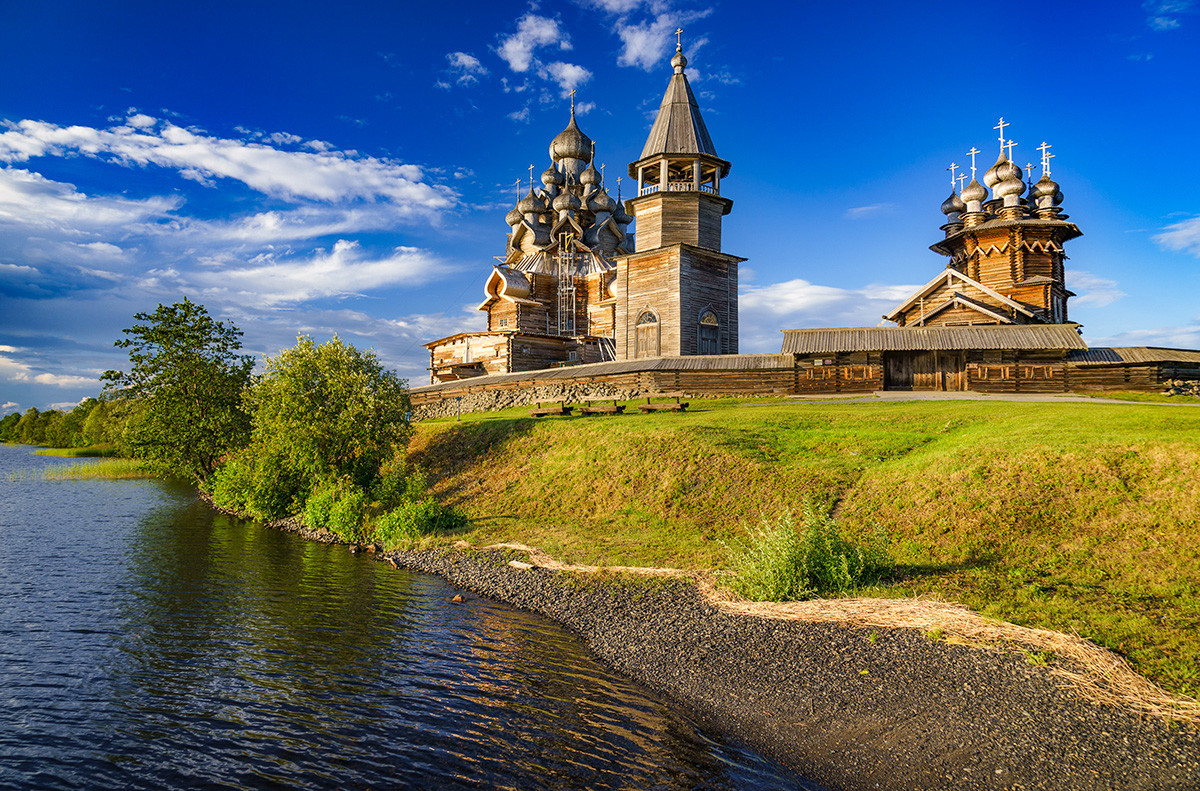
[0,445,815,790]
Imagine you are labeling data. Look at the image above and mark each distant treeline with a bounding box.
[0,398,128,450]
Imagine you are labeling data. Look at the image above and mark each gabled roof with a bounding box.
[884,268,1036,323]
[915,293,1016,326]
[781,324,1087,354]
[640,66,720,161]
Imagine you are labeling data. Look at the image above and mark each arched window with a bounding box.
[698,309,719,354]
[636,310,659,358]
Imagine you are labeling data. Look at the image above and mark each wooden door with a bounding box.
[636,323,659,358]
[885,353,914,390]
[939,352,966,391]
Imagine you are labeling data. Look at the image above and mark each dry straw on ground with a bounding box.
[485,541,1200,726]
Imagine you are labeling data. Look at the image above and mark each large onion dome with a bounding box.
[961,178,987,205]
[941,191,966,215]
[549,106,593,163]
[994,163,1026,199]
[580,161,601,186]
[505,204,522,226]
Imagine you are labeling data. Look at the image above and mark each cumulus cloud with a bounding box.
[0,114,454,208]
[1067,270,1126,308]
[2,401,18,410]
[616,14,678,70]
[497,14,570,73]
[446,51,488,85]
[545,62,592,95]
[0,351,98,388]
[1153,214,1200,257]
[738,278,919,352]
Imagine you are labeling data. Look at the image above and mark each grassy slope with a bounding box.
[412,397,1200,696]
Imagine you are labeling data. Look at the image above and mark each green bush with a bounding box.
[206,449,308,521]
[724,504,891,601]
[303,479,368,542]
[372,457,428,509]
[374,497,466,547]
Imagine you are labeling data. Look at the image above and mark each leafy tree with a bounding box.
[0,411,20,441]
[102,298,253,482]
[207,335,412,519]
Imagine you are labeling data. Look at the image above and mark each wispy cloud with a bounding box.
[1144,0,1195,29]
[1067,270,1126,308]
[844,203,895,219]
[446,51,488,86]
[1153,214,1200,257]
[0,351,99,388]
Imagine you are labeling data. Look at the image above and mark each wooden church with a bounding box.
[424,40,741,383]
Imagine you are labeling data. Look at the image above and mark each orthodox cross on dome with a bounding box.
[600,162,606,185]
[1026,162,1037,189]
[514,178,521,200]
[956,173,967,192]
[569,89,576,113]
[1004,139,1017,162]
[616,175,622,200]
[1037,141,1055,177]
[994,117,1009,152]
[676,27,683,49]
[947,162,960,190]
[966,147,981,179]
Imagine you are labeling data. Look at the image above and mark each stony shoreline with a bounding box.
[233,504,1199,790]
[379,545,1197,791]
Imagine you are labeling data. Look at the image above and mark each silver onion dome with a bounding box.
[941,191,966,215]
[961,178,987,204]
[541,162,565,187]
[984,153,1021,190]
[517,188,546,214]
[552,189,581,212]
[549,107,593,163]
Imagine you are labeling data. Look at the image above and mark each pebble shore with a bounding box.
[381,545,1199,791]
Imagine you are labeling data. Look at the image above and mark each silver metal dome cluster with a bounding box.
[940,122,1066,231]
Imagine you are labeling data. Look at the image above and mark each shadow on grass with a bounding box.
[412,417,537,502]
[887,556,998,582]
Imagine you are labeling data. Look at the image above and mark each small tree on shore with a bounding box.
[103,298,253,482]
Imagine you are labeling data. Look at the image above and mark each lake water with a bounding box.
[0,445,815,790]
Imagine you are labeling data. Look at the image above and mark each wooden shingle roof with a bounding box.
[640,70,719,160]
[781,325,1088,354]
[1066,346,1200,365]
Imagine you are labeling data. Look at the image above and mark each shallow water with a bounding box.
[0,445,816,790]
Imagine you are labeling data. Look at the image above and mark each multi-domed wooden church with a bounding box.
[424,41,740,383]
[417,41,1199,398]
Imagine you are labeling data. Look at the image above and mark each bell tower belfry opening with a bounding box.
[614,36,744,359]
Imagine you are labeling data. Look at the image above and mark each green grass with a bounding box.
[41,458,156,479]
[1085,390,1200,404]
[412,397,1200,696]
[33,446,120,457]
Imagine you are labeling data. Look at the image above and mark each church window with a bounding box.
[498,318,509,328]
[698,309,719,354]
[636,310,659,358]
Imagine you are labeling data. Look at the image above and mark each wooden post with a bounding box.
[693,159,701,191]
[659,159,668,190]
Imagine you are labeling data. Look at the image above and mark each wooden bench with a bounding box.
[636,393,689,413]
[578,398,626,416]
[529,400,573,417]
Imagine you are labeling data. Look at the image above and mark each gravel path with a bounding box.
[381,546,1199,791]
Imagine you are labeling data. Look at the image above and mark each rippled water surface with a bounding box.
[0,445,814,790]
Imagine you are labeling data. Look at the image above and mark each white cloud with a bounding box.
[1145,0,1195,28]
[844,203,895,219]
[2,401,18,410]
[446,51,488,85]
[189,239,452,306]
[738,278,919,352]
[616,14,676,70]
[574,101,597,115]
[585,0,645,11]
[1153,214,1200,257]
[1087,323,1200,350]
[0,167,180,232]
[545,62,592,95]
[497,14,570,73]
[0,114,454,208]
[1068,270,1126,308]
[508,106,532,123]
[0,352,98,388]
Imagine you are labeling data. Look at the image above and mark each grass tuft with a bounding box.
[40,459,155,480]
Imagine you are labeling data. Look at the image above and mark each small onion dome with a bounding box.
[984,153,1021,189]
[589,189,616,214]
[541,162,564,187]
[549,107,593,163]
[505,205,522,226]
[961,178,987,204]
[580,161,600,186]
[517,188,546,214]
[613,200,634,224]
[672,47,687,74]
[552,189,581,213]
[1033,173,1062,205]
[941,191,966,215]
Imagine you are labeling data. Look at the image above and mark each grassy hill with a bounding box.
[411,395,1200,697]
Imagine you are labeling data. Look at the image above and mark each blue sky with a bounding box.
[2,0,1198,411]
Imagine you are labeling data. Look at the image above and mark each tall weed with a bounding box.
[724,504,891,601]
